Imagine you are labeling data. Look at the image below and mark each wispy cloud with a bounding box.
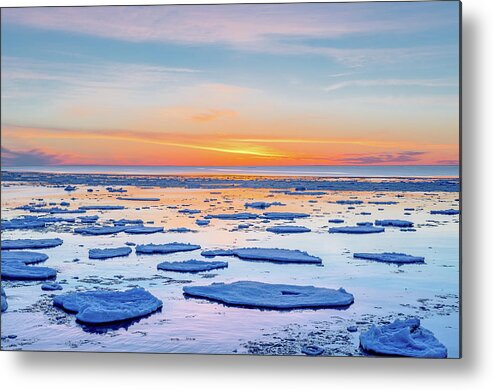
[1,125,286,159]
[1,56,201,100]
[2,5,448,45]
[2,3,458,66]
[1,146,63,166]
[191,109,237,123]
[2,124,458,166]
[324,78,458,92]
[339,151,426,165]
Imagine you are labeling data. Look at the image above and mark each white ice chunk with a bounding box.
[266,226,311,234]
[125,226,164,234]
[329,226,385,234]
[375,219,413,227]
[201,247,321,264]
[53,288,162,325]
[262,212,310,220]
[75,226,127,235]
[157,259,228,273]
[89,246,132,259]
[1,251,48,264]
[2,238,63,250]
[430,209,460,215]
[183,281,354,309]
[354,252,425,264]
[360,318,447,358]
[136,242,201,254]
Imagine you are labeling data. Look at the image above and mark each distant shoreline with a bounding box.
[1,164,460,179]
[1,170,460,193]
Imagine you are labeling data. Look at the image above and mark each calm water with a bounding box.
[1,180,460,357]
[2,165,460,178]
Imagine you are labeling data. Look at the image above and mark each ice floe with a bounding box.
[2,238,63,250]
[113,218,143,226]
[353,252,425,264]
[262,212,310,220]
[79,205,125,210]
[329,226,385,234]
[75,226,127,235]
[375,219,414,228]
[107,187,127,193]
[266,226,311,234]
[285,191,326,196]
[125,226,164,234]
[168,227,193,233]
[1,217,46,230]
[1,287,7,312]
[157,259,228,273]
[2,262,57,280]
[78,215,99,223]
[29,207,85,214]
[336,200,363,205]
[42,282,63,291]
[430,209,460,215]
[207,212,259,220]
[89,246,132,259]
[53,288,162,325]
[201,247,322,264]
[117,197,160,201]
[245,201,284,209]
[1,251,49,264]
[178,208,201,214]
[183,281,354,309]
[38,216,75,223]
[136,242,201,254]
[359,318,447,358]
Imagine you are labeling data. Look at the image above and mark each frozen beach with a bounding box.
[0,169,460,357]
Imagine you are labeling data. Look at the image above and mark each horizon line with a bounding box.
[1,163,460,168]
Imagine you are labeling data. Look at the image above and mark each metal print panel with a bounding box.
[0,1,461,358]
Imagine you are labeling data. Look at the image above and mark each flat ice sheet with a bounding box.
[183,281,354,309]
[201,247,322,264]
[157,259,228,273]
[53,288,162,325]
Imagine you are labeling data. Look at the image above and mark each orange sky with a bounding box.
[2,124,459,166]
[1,3,459,166]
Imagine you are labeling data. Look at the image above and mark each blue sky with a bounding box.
[1,2,460,166]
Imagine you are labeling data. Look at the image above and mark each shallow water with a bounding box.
[1,180,460,357]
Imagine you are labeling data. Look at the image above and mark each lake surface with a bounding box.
[1,172,460,357]
[2,165,460,178]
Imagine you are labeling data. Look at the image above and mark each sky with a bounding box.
[1,1,460,166]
